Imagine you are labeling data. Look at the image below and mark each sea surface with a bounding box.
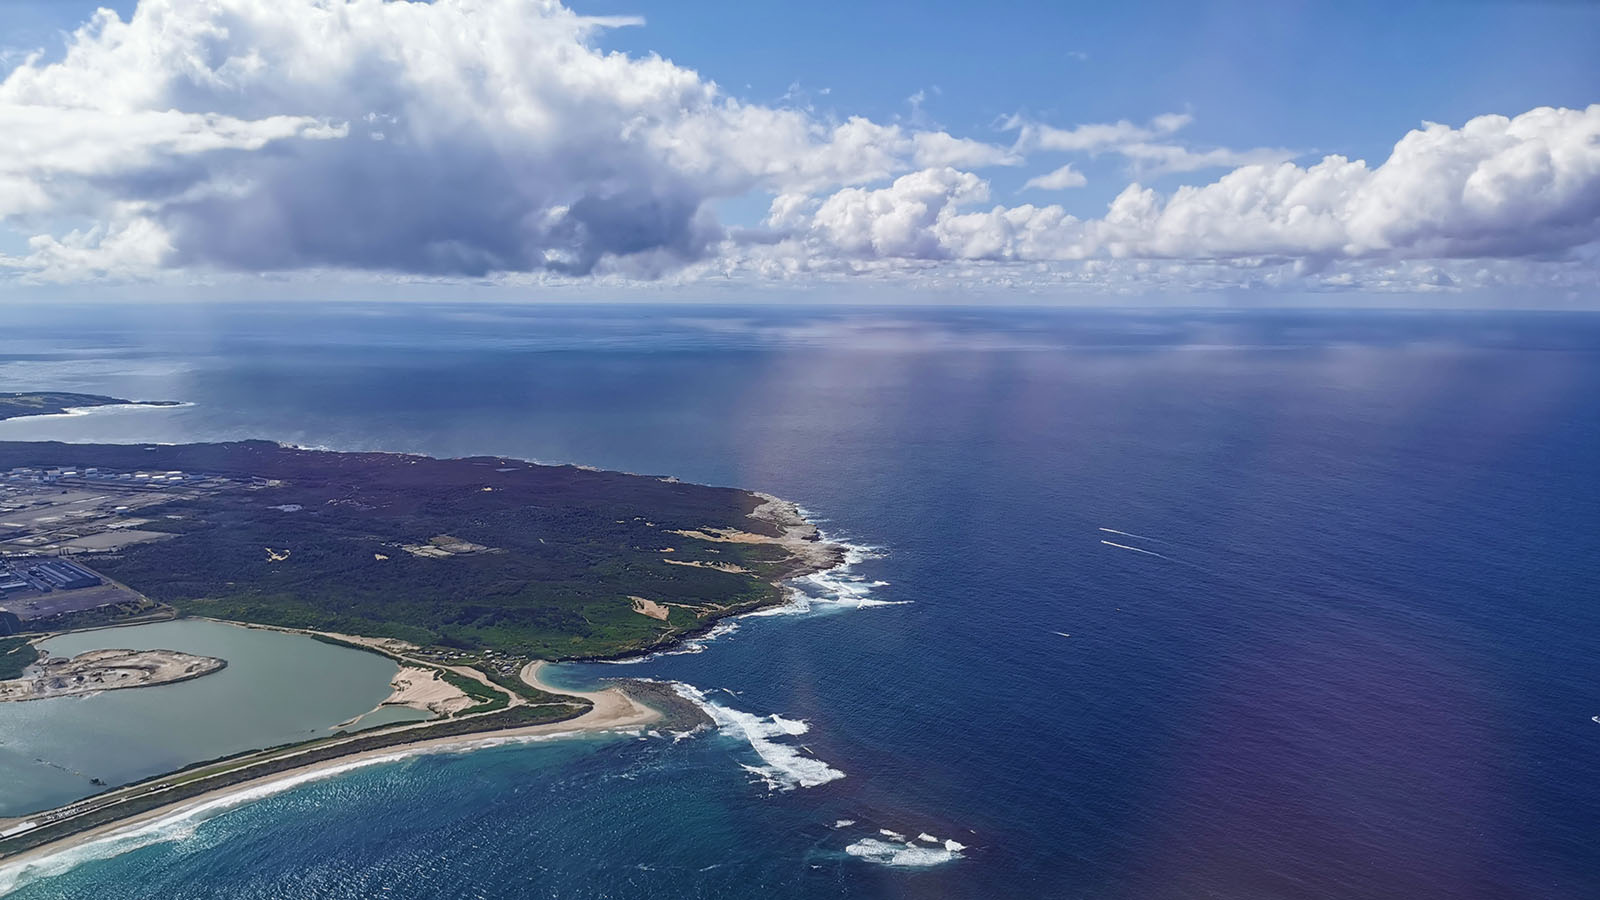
[0,303,1598,899]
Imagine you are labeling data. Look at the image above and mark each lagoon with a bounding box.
[0,620,400,816]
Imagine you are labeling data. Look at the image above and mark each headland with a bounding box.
[0,393,179,422]
[0,438,840,865]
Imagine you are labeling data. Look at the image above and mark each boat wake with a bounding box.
[1100,539,1169,560]
[1098,526,1160,542]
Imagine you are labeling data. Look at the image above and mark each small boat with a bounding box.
[1593,716,1600,725]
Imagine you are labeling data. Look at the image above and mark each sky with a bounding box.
[0,0,1596,305]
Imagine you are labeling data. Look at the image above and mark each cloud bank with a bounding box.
[774,106,1600,266]
[0,0,1595,296]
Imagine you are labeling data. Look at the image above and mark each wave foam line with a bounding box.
[0,730,588,895]
[604,528,902,662]
[595,619,742,664]
[607,529,902,663]
[753,535,907,618]
[1100,540,1168,560]
[671,684,844,791]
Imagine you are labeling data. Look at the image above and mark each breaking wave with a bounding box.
[0,731,588,896]
[671,684,845,791]
[600,529,902,664]
[844,837,965,868]
[753,537,907,617]
[595,619,742,664]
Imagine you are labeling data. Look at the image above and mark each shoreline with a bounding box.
[0,401,190,426]
[0,660,661,882]
[0,493,853,883]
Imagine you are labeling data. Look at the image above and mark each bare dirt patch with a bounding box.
[629,596,670,621]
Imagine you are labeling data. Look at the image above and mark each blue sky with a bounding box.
[0,0,1596,304]
[568,0,1600,218]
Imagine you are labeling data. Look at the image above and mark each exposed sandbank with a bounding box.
[0,649,225,702]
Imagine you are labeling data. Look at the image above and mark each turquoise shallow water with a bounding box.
[1,620,400,816]
[0,305,1598,898]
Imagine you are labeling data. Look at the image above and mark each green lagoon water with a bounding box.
[0,620,402,817]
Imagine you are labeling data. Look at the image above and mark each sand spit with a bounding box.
[0,662,660,875]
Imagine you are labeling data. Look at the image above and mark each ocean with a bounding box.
[0,303,1597,899]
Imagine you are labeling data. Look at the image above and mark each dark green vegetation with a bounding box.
[0,703,581,859]
[18,599,171,633]
[0,442,817,659]
[0,392,177,421]
[305,634,568,712]
[0,636,39,679]
[439,669,509,714]
[475,665,555,703]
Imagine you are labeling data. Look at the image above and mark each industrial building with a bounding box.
[27,560,103,590]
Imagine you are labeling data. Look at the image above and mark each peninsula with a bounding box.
[0,393,180,422]
[0,439,842,861]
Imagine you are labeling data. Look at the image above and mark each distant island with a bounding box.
[0,439,843,860]
[0,393,181,421]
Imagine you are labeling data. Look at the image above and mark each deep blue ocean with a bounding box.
[1,304,1598,899]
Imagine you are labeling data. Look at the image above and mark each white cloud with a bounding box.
[1010,112,1192,153]
[1114,142,1299,176]
[775,106,1600,274]
[0,0,1013,280]
[0,0,1592,298]
[1097,105,1600,260]
[1007,110,1296,176]
[8,218,175,283]
[1023,164,1088,191]
[0,102,342,218]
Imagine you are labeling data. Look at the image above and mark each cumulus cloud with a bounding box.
[0,104,342,218]
[0,0,1013,279]
[0,0,1593,296]
[1009,112,1192,153]
[774,106,1600,272]
[1005,110,1297,176]
[1023,164,1088,191]
[1113,142,1299,176]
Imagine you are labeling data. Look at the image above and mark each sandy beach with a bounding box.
[0,493,842,883]
[0,662,659,878]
